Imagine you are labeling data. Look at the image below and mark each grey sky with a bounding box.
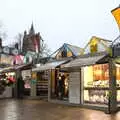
[0,0,120,52]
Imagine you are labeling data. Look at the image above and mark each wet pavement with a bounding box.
[0,99,120,120]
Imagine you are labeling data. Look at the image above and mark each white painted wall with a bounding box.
[69,72,80,104]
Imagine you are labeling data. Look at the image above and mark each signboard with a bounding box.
[111,6,120,29]
[22,70,31,80]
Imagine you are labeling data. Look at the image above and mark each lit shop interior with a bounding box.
[82,63,109,105]
[22,70,31,96]
[0,72,16,85]
[56,72,69,100]
[36,71,48,97]
[51,69,69,100]
[116,63,120,104]
[0,72,16,97]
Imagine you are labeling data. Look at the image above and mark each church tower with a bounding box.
[22,23,41,54]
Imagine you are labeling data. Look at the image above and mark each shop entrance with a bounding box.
[21,70,31,96]
[51,70,69,101]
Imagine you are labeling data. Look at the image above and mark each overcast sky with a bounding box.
[0,0,120,52]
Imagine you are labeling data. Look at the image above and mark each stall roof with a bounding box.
[0,63,32,73]
[32,60,68,72]
[0,66,15,73]
[61,52,108,69]
[14,63,32,70]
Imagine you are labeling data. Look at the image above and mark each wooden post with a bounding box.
[14,69,21,98]
[30,71,37,97]
[107,59,117,113]
[30,81,36,97]
[48,70,51,101]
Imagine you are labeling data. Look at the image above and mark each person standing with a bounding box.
[17,76,25,99]
[58,73,65,100]
[61,73,65,99]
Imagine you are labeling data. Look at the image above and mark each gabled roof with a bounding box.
[50,43,83,59]
[61,51,109,71]
[83,36,112,54]
[65,43,83,56]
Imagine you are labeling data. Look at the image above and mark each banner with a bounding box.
[34,38,39,53]
[111,6,120,29]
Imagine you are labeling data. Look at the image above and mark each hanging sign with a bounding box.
[111,6,120,29]
[32,72,37,79]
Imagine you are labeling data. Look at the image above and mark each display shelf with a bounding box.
[84,101,108,105]
[117,87,120,90]
[84,87,109,90]
[36,80,48,96]
[36,71,48,96]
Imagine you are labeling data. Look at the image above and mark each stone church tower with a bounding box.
[22,23,41,54]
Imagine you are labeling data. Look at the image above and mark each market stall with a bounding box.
[0,72,16,98]
[32,60,69,100]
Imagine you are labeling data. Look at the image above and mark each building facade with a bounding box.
[22,23,41,54]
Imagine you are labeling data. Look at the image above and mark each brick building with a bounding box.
[22,23,41,54]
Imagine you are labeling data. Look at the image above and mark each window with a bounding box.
[82,64,109,105]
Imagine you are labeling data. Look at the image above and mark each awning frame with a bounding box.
[32,60,69,72]
[61,52,109,71]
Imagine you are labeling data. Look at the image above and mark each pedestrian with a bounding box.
[58,73,65,100]
[58,74,61,99]
[61,73,65,99]
[17,76,25,99]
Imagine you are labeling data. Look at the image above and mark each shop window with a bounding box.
[116,64,120,104]
[83,64,109,105]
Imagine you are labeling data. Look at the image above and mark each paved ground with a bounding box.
[0,99,120,120]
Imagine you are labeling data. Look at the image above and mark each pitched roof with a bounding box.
[50,43,83,58]
[83,36,112,54]
[65,43,83,56]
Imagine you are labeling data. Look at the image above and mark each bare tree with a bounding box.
[40,40,51,57]
[0,21,7,40]
[15,33,23,52]
[15,32,51,65]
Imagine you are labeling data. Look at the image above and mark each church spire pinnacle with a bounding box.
[29,22,35,35]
